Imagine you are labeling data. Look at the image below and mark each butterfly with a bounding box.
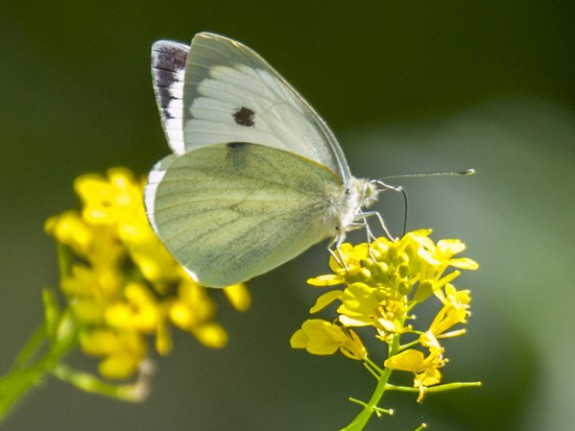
[145,32,390,288]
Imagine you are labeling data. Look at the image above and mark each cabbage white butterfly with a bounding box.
[145,32,387,288]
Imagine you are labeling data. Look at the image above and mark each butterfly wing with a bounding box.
[145,143,344,288]
[166,32,352,182]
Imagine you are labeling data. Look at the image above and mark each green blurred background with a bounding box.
[1,0,574,429]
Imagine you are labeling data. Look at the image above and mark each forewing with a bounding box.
[145,143,343,288]
[151,41,190,154]
[180,32,352,182]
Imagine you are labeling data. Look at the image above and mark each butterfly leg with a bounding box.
[326,234,349,273]
[351,210,399,261]
[354,210,398,241]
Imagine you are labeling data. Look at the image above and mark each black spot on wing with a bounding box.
[226,142,248,149]
[233,107,256,127]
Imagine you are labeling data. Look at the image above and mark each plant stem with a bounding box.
[0,315,76,424]
[340,366,394,431]
[340,333,402,431]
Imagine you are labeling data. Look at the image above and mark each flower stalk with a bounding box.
[0,313,76,423]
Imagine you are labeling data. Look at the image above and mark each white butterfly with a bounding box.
[145,32,389,288]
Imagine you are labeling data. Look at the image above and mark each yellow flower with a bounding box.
[302,231,467,345]
[80,328,147,379]
[105,283,162,332]
[74,168,142,226]
[290,319,367,360]
[384,349,445,390]
[425,284,471,339]
[335,283,401,338]
[129,243,183,289]
[61,264,120,300]
[436,239,479,270]
[167,279,228,349]
[293,229,477,394]
[413,235,478,301]
[44,211,94,258]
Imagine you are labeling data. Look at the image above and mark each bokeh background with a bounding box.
[1,1,574,430]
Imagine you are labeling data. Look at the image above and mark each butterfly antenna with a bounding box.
[381,168,475,181]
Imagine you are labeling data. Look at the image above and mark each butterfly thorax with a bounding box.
[331,177,378,236]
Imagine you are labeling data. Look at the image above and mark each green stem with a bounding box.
[340,334,402,431]
[340,367,394,431]
[0,315,77,424]
[8,324,48,373]
[52,363,150,402]
[341,368,391,431]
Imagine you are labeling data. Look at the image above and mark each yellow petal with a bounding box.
[290,329,309,349]
[310,290,342,313]
[449,258,479,270]
[437,239,466,255]
[192,323,228,348]
[223,283,251,311]
[307,274,344,287]
[384,349,425,372]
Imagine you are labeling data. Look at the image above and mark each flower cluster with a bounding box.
[291,229,478,406]
[45,168,250,380]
